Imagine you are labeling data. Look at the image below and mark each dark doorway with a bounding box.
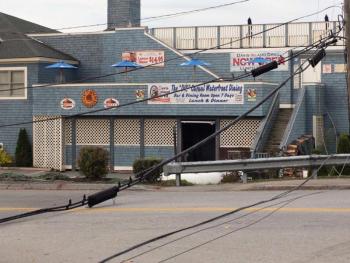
[182,121,216,162]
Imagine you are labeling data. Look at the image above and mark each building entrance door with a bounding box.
[181,121,216,162]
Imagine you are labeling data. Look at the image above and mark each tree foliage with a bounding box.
[15,128,33,167]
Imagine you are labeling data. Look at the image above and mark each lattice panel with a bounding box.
[33,116,63,170]
[220,119,261,147]
[76,119,109,145]
[115,119,140,145]
[145,119,176,146]
[64,119,72,145]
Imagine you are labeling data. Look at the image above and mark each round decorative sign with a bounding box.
[81,89,98,108]
[60,98,75,110]
[104,98,120,109]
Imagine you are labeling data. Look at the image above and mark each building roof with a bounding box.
[0,12,58,34]
[0,12,78,62]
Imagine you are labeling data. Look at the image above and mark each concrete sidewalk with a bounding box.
[1,177,350,191]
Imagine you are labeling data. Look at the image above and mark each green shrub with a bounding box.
[15,128,33,167]
[0,149,13,167]
[337,133,350,154]
[337,133,350,176]
[78,147,109,180]
[133,158,163,183]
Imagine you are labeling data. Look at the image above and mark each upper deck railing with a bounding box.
[149,21,344,50]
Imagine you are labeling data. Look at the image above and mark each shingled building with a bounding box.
[0,1,347,171]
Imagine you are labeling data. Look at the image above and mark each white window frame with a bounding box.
[0,67,27,100]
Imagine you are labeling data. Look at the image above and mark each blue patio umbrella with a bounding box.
[180,59,211,80]
[180,59,211,67]
[249,57,270,65]
[111,60,142,80]
[46,61,78,83]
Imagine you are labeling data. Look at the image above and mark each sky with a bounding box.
[0,0,344,32]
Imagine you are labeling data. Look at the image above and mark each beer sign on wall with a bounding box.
[122,50,165,67]
[230,50,289,72]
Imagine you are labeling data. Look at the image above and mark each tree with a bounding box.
[15,128,33,167]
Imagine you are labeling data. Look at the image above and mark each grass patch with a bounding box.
[0,173,30,181]
[37,172,71,181]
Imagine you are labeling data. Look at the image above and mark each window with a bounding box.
[0,67,26,99]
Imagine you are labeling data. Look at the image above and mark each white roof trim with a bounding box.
[32,81,277,88]
[28,27,147,37]
[0,57,79,64]
[28,31,116,37]
[144,31,220,79]
[32,83,147,87]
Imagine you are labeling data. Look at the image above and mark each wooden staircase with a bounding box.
[263,108,293,156]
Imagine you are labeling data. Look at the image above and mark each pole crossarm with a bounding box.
[163,154,350,175]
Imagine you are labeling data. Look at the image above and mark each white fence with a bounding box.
[150,21,344,50]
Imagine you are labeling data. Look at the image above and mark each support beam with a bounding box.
[71,118,77,171]
[140,118,145,159]
[109,117,115,172]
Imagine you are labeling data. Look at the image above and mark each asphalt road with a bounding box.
[0,189,350,263]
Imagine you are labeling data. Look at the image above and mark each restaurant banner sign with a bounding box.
[230,50,289,72]
[148,83,244,105]
[122,50,165,67]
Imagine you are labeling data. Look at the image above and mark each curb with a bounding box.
[1,181,350,191]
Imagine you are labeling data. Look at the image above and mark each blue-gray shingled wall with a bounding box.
[34,29,215,84]
[283,84,327,148]
[321,53,349,153]
[32,83,275,117]
[0,62,64,157]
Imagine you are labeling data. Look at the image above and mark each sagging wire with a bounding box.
[119,191,324,263]
[157,197,311,263]
[0,5,341,97]
[100,154,333,263]
[0,30,339,225]
[156,156,350,263]
[98,39,338,262]
[0,31,338,130]
[54,0,250,31]
[0,195,87,224]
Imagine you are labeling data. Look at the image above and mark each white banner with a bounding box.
[231,50,289,72]
[122,50,165,67]
[136,51,165,67]
[148,83,244,105]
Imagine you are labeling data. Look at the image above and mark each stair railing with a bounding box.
[280,87,307,150]
[251,91,280,158]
